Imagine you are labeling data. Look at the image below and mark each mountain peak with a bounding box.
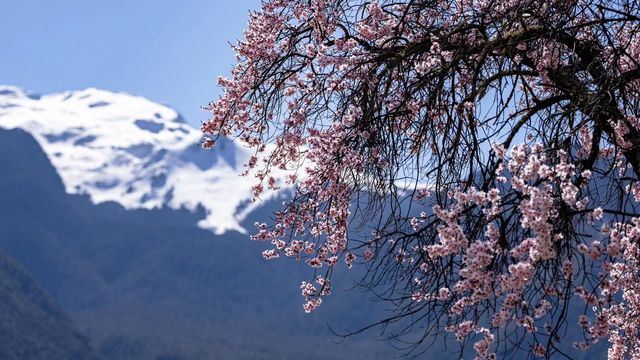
[0,86,285,235]
[0,85,41,100]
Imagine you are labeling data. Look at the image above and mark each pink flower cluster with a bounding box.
[202,0,640,357]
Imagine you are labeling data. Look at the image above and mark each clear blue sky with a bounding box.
[0,0,260,127]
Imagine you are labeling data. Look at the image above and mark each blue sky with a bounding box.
[0,0,260,127]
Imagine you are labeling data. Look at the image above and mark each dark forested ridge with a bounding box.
[0,253,100,360]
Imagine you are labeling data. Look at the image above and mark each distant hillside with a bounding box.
[0,253,99,360]
[0,128,397,359]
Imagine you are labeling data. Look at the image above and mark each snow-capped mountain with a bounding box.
[0,85,281,234]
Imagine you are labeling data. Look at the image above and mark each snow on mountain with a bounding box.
[0,85,284,234]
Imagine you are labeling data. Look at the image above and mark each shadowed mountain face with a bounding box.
[0,128,397,359]
[0,253,100,360]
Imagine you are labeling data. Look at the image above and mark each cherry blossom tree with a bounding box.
[202,0,640,358]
